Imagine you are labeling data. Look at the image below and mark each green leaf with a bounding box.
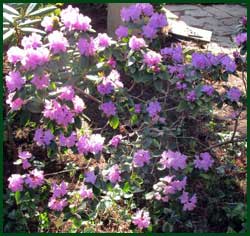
[25,3,38,15]
[3,4,19,16]
[86,74,100,82]
[28,6,57,17]
[21,27,45,35]
[130,114,138,125]
[3,12,15,24]
[109,116,119,129]
[153,80,163,92]
[3,29,15,42]
[15,191,21,205]
[127,56,136,67]
[122,182,131,193]
[19,19,41,27]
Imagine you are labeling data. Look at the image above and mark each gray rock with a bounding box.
[213,4,246,17]
[165,4,201,12]
[185,9,212,17]
[204,5,231,18]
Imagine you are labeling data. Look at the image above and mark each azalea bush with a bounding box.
[3,4,247,232]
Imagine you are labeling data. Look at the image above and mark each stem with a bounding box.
[44,167,86,177]
[74,87,101,104]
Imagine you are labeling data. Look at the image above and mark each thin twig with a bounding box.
[74,87,101,104]
[44,167,86,177]
[203,137,246,152]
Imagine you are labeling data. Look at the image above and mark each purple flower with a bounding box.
[97,79,114,95]
[134,103,141,113]
[88,134,105,155]
[221,55,236,73]
[25,169,44,189]
[146,101,161,118]
[176,82,187,90]
[34,128,54,146]
[78,37,96,56]
[129,35,147,51]
[48,197,68,211]
[107,70,123,89]
[76,135,90,154]
[133,149,150,167]
[5,71,26,92]
[201,85,214,96]
[142,24,157,39]
[100,101,117,117]
[109,135,122,148]
[106,164,121,184]
[48,30,69,54]
[18,151,32,169]
[186,90,196,102]
[115,25,129,40]
[235,32,247,46]
[120,4,142,22]
[227,87,241,102]
[85,170,97,185]
[6,95,24,111]
[136,3,154,16]
[8,174,24,192]
[192,53,210,69]
[79,184,94,199]
[180,192,197,211]
[148,13,168,28]
[7,46,24,64]
[52,181,68,198]
[159,150,187,170]
[21,33,42,49]
[143,50,162,68]
[132,209,151,229]
[31,73,49,90]
[194,152,214,171]
[59,132,77,148]
[161,44,183,63]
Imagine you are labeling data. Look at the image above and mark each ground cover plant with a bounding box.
[3,3,247,233]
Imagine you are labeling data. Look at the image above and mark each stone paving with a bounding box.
[165,4,246,55]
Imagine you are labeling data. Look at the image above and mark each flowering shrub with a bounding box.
[4,4,246,233]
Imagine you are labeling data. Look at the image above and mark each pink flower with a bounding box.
[133,149,150,167]
[146,101,161,118]
[106,164,121,184]
[60,5,92,31]
[48,30,69,54]
[109,135,122,148]
[21,47,50,70]
[25,169,44,189]
[107,70,123,89]
[21,33,42,49]
[31,74,49,90]
[84,170,97,185]
[79,184,94,200]
[179,191,197,211]
[132,209,151,229]
[120,5,142,22]
[58,86,75,101]
[8,174,24,192]
[41,16,55,32]
[115,25,128,40]
[194,152,214,171]
[52,181,68,198]
[5,71,26,92]
[7,46,24,64]
[18,151,32,169]
[78,37,96,56]
[59,132,77,148]
[129,36,147,51]
[48,197,68,211]
[143,50,162,68]
[134,103,141,113]
[95,33,113,50]
[9,98,24,111]
[34,128,54,146]
[100,101,117,117]
[72,95,85,113]
[159,150,187,170]
[107,57,117,68]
